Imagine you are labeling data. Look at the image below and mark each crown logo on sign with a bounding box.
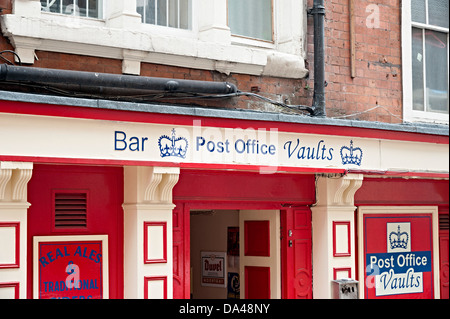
[340,140,363,166]
[158,129,188,159]
[389,225,409,250]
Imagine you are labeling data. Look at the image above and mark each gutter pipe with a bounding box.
[310,0,326,117]
[0,64,238,95]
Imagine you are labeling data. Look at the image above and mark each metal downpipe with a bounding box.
[311,0,326,117]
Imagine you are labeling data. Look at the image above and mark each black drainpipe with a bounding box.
[310,0,326,117]
[0,64,238,95]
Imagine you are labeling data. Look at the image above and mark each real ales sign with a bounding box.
[33,235,108,299]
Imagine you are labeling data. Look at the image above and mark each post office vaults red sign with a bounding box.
[34,236,108,299]
[363,213,434,299]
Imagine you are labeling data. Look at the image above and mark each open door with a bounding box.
[239,210,280,299]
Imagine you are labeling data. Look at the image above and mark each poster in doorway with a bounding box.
[227,272,240,299]
[201,251,227,288]
[227,227,239,256]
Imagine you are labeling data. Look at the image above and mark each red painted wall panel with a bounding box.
[355,178,449,206]
[244,221,270,257]
[27,164,124,299]
[174,169,315,205]
[245,266,271,299]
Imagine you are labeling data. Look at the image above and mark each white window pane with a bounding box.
[228,0,273,41]
[40,0,102,18]
[411,0,426,24]
[412,28,425,111]
[148,0,157,24]
[157,0,167,26]
[169,0,178,28]
[88,0,103,19]
[41,0,61,13]
[428,0,449,28]
[138,0,190,29]
[179,0,190,29]
[63,0,78,15]
[425,30,449,113]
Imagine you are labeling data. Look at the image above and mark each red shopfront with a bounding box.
[24,164,316,299]
[0,96,448,299]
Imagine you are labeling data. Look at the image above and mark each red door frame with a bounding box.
[172,169,316,299]
[173,201,284,299]
[175,201,312,299]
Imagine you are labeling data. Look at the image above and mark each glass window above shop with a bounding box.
[136,0,192,30]
[227,0,273,42]
[40,0,103,19]
[409,0,449,120]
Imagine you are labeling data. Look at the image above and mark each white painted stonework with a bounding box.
[1,0,309,78]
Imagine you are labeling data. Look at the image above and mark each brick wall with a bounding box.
[306,0,403,123]
[0,0,403,123]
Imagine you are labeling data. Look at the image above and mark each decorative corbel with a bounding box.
[141,167,180,204]
[0,162,33,202]
[0,168,12,201]
[143,169,163,203]
[159,173,180,204]
[333,174,363,206]
[11,168,33,202]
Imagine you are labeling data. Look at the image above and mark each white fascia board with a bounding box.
[0,14,308,78]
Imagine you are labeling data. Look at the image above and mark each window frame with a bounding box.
[402,0,449,124]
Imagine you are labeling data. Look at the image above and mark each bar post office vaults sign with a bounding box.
[358,207,440,299]
[33,235,109,299]
[0,113,448,174]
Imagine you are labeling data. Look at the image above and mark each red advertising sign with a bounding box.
[363,213,434,299]
[34,236,107,299]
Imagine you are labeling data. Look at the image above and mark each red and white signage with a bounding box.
[33,235,108,299]
[201,252,226,288]
[359,207,439,299]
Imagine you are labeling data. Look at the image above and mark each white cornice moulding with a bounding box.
[0,14,308,78]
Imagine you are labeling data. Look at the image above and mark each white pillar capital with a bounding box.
[315,174,364,208]
[0,162,33,202]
